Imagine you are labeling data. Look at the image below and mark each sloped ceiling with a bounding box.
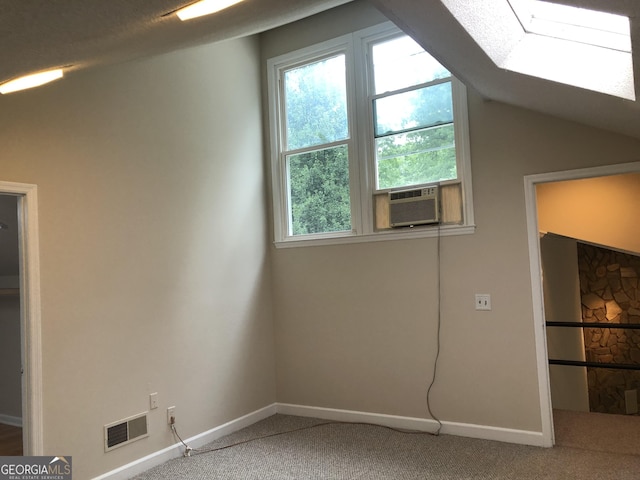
[1,0,640,140]
[0,0,351,84]
[370,0,640,140]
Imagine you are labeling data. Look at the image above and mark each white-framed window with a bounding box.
[267,22,474,247]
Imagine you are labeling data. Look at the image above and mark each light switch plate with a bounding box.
[149,392,158,410]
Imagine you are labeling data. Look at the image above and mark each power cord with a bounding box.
[424,211,444,436]
[170,418,441,458]
[169,197,445,456]
[170,422,192,457]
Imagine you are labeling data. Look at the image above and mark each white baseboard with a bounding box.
[93,402,546,479]
[0,414,22,427]
[276,403,546,447]
[92,404,277,480]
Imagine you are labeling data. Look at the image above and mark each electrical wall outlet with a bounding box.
[167,406,176,425]
[475,294,492,311]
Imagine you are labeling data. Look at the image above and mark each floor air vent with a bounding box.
[104,412,149,452]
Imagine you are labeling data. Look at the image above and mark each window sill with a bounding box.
[273,223,476,249]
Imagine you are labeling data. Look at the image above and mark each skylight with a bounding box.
[440,0,635,100]
[508,0,631,52]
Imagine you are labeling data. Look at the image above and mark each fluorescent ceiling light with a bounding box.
[0,69,64,94]
[176,0,244,21]
[508,0,631,52]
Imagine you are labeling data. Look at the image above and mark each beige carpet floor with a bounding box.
[133,413,640,479]
[553,409,640,456]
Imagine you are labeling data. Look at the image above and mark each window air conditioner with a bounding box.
[388,186,439,227]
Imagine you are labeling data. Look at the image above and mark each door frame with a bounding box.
[0,181,43,455]
[524,160,640,448]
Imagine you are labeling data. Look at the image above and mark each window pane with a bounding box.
[374,82,453,137]
[372,36,450,94]
[284,55,348,151]
[376,125,457,190]
[287,145,351,235]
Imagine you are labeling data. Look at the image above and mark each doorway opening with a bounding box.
[525,162,640,452]
[0,181,43,456]
[0,195,22,455]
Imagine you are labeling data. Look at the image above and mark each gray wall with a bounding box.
[3,1,640,477]
[540,234,589,412]
[262,2,640,433]
[0,35,276,479]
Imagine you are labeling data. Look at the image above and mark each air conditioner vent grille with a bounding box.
[104,412,149,452]
[391,189,419,200]
[388,186,439,227]
[106,422,128,449]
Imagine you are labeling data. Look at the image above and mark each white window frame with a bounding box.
[267,22,475,248]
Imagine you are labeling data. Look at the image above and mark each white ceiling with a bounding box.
[1,0,640,142]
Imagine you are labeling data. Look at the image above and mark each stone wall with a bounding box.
[578,242,640,414]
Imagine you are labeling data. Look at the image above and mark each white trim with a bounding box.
[275,223,475,248]
[93,398,555,479]
[452,78,475,227]
[0,181,43,456]
[267,21,475,246]
[524,175,555,448]
[267,34,354,244]
[92,404,277,480]
[276,403,545,447]
[524,160,640,449]
[0,414,23,427]
[543,232,640,258]
[525,161,640,184]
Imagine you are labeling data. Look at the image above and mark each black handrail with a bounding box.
[546,322,640,370]
[549,359,640,371]
[546,321,640,330]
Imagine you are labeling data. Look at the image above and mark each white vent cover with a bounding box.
[389,186,439,227]
[104,412,149,452]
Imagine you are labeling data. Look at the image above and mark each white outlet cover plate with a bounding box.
[475,294,492,311]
